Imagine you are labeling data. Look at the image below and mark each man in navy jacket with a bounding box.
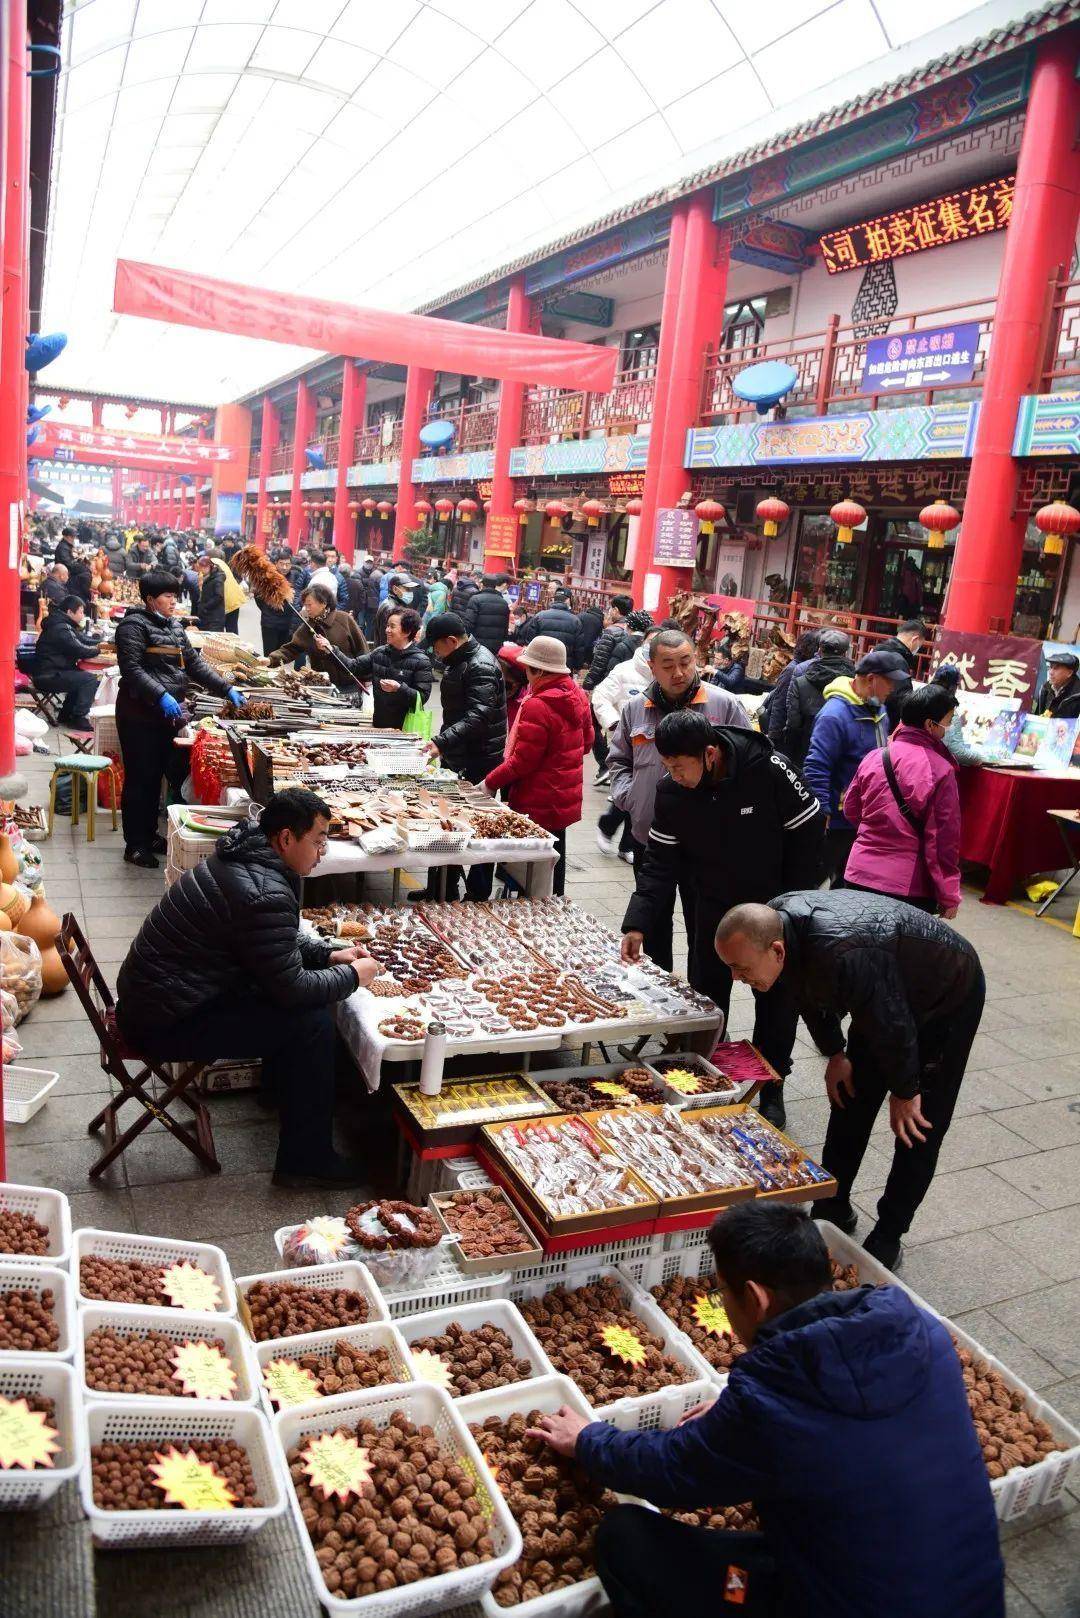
[527,1203,1003,1618]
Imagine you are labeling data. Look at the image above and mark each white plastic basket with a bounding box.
[377,1250,511,1321]
[236,1262,389,1342]
[0,1181,71,1266]
[0,1356,83,1510]
[251,1319,414,1422]
[457,1374,605,1618]
[506,1264,715,1429]
[395,1300,554,1396]
[73,1229,236,1320]
[76,1305,259,1407]
[275,1380,523,1618]
[3,1066,60,1126]
[0,1262,75,1361]
[79,1398,286,1549]
[507,1231,662,1290]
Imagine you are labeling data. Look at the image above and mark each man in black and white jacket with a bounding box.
[621,709,824,1125]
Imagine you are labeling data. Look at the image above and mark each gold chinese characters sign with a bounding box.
[819,176,1013,274]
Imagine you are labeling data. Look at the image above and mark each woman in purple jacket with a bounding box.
[842,683,962,917]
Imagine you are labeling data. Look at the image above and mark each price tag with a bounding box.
[409,1348,454,1392]
[598,1323,647,1367]
[149,1448,236,1510]
[593,1082,631,1100]
[171,1340,237,1400]
[661,1070,702,1095]
[0,1395,60,1471]
[262,1358,322,1409]
[160,1261,222,1313]
[692,1293,733,1338]
[301,1431,374,1503]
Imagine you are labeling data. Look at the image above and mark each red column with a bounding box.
[288,379,314,551]
[487,275,537,570]
[254,396,277,551]
[179,479,189,529]
[632,197,730,609]
[91,398,104,428]
[333,361,365,559]
[393,364,434,562]
[946,31,1080,633]
[0,0,28,799]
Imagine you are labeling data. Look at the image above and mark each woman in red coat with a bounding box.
[484,635,594,895]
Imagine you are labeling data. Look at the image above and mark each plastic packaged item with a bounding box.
[0,931,41,1021]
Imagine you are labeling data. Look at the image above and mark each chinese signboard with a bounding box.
[483,513,519,557]
[214,491,243,535]
[819,175,1013,275]
[608,472,645,497]
[930,629,1041,705]
[37,421,237,473]
[652,507,699,568]
[861,321,982,392]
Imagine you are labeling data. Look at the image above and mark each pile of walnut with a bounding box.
[288,1412,495,1598]
[408,1321,534,1397]
[957,1344,1065,1478]
[438,1191,535,1259]
[518,1279,691,1403]
[669,1502,760,1532]
[470,1409,617,1606]
[266,1341,398,1405]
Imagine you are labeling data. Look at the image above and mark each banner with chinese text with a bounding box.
[930,629,1041,707]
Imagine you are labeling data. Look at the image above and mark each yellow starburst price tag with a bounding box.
[0,1395,61,1471]
[409,1348,454,1392]
[149,1448,236,1511]
[692,1293,733,1338]
[593,1082,631,1099]
[171,1340,237,1400]
[661,1070,702,1095]
[160,1261,222,1313]
[598,1323,647,1367]
[301,1431,374,1503]
[261,1358,322,1409]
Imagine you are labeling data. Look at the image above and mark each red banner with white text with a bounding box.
[36,421,238,473]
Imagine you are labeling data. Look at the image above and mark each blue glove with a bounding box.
[158,693,183,720]
[227,688,244,708]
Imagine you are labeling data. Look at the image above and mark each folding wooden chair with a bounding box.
[57,913,220,1179]
[28,684,63,724]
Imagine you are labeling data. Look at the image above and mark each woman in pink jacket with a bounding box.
[842,684,962,918]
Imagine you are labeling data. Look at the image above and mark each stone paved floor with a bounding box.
[6,626,1080,1616]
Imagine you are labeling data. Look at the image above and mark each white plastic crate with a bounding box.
[251,1319,415,1422]
[379,1250,511,1320]
[395,1300,554,1396]
[0,1356,83,1510]
[79,1398,286,1549]
[236,1262,389,1342]
[618,1247,732,1391]
[507,1231,663,1290]
[505,1264,715,1430]
[3,1066,59,1125]
[0,1181,71,1266]
[0,1262,75,1361]
[405,1153,493,1211]
[76,1304,259,1407]
[73,1229,236,1320]
[457,1374,605,1618]
[274,1380,523,1618]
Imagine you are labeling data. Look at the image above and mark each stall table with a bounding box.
[959,765,1080,903]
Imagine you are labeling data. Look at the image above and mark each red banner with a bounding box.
[930,629,1041,704]
[114,260,620,394]
[37,421,238,473]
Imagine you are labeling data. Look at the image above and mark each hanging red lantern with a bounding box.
[456,498,478,523]
[1033,501,1080,557]
[544,499,569,527]
[756,495,790,537]
[483,499,491,515]
[376,500,394,520]
[348,501,360,515]
[513,497,533,526]
[434,497,455,522]
[360,497,377,518]
[694,498,726,536]
[830,499,866,546]
[414,498,433,521]
[624,497,642,518]
[919,500,961,551]
[581,498,607,527]
[321,500,334,514]
[302,500,313,512]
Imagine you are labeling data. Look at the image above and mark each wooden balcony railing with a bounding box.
[425,399,500,452]
[321,434,339,466]
[520,368,657,445]
[354,420,403,463]
[268,442,293,475]
[248,452,261,479]
[1040,275,1080,387]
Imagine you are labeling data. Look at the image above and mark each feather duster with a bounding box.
[231,545,293,610]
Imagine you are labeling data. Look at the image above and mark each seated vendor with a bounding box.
[527,1202,1004,1618]
[115,787,380,1188]
[267,581,366,689]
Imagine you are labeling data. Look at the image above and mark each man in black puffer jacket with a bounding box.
[327,606,432,728]
[716,889,985,1270]
[583,596,636,691]
[520,587,586,669]
[33,595,102,728]
[116,788,380,1187]
[577,601,605,668]
[450,567,479,615]
[461,573,511,654]
[778,629,855,765]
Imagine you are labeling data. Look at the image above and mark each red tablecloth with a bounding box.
[959,766,1080,903]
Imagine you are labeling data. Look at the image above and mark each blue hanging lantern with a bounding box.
[26,425,41,446]
[305,445,326,470]
[27,403,51,423]
[732,360,798,417]
[24,331,68,371]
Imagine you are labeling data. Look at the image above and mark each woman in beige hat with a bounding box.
[484,635,594,894]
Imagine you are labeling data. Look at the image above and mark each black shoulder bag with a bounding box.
[881,746,925,831]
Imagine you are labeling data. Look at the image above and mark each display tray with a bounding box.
[680,1105,837,1205]
[428,1187,544,1277]
[583,1105,759,1220]
[477,1115,659,1239]
[391,1072,559,1149]
[645,1051,753,1108]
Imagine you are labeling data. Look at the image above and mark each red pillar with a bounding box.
[288,379,314,551]
[393,365,434,562]
[488,275,537,569]
[632,197,730,609]
[946,30,1080,633]
[0,0,28,796]
[179,479,189,529]
[91,397,104,428]
[333,361,365,559]
[255,396,277,551]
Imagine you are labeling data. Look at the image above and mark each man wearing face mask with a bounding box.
[267,582,367,687]
[373,574,419,645]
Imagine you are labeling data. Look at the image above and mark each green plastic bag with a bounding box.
[403,694,433,741]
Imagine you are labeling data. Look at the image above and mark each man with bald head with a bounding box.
[715,890,984,1270]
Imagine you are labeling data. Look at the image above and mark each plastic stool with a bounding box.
[47,754,118,843]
